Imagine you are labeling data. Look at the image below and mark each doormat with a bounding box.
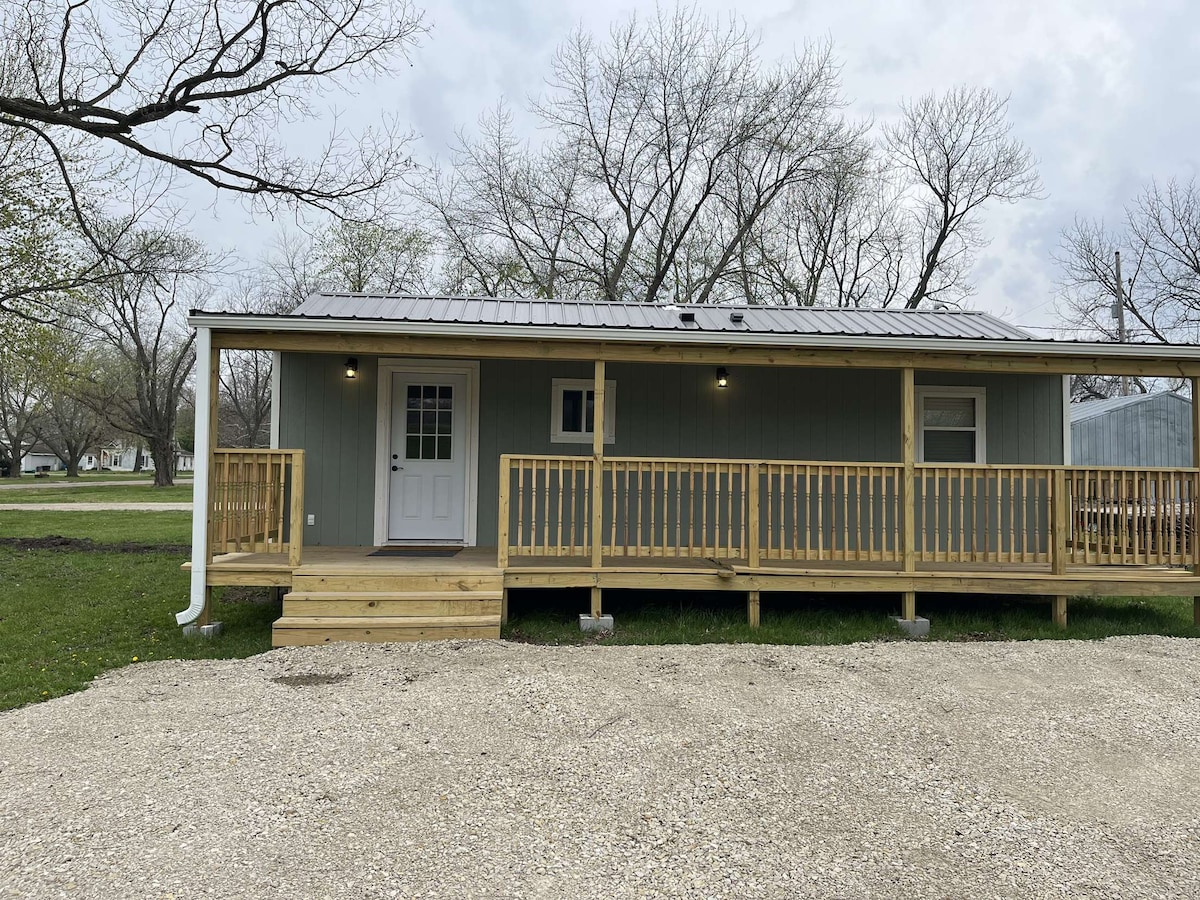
[367,547,462,558]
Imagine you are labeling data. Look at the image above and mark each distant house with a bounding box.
[1070,391,1193,467]
[21,446,64,473]
[100,445,153,471]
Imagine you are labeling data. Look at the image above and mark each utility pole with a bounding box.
[1114,251,1129,396]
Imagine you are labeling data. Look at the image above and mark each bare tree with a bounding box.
[219,350,273,448]
[1056,179,1200,345]
[0,0,426,307]
[884,86,1041,308]
[313,220,433,293]
[0,327,46,476]
[429,9,856,304]
[78,222,214,486]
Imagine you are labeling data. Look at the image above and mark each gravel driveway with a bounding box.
[2,637,1198,899]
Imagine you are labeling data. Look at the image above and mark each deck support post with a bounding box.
[901,591,916,622]
[501,588,509,626]
[747,590,760,628]
[901,368,916,574]
[579,585,612,633]
[1052,595,1068,629]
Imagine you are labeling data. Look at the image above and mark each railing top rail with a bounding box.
[918,463,1200,473]
[213,447,305,457]
[499,453,1200,475]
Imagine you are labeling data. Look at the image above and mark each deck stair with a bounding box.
[272,570,503,646]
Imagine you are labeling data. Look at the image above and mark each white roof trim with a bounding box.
[187,311,1200,363]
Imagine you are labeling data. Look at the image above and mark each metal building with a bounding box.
[1070,391,1194,467]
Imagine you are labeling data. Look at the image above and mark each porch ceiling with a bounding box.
[204,325,1200,378]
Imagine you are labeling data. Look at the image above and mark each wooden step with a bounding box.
[290,573,503,593]
[282,591,502,617]
[272,615,501,647]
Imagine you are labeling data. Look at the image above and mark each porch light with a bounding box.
[344,357,359,379]
[716,367,728,389]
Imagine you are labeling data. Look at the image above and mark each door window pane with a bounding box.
[402,383,453,460]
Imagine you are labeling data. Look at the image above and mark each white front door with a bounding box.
[388,372,469,542]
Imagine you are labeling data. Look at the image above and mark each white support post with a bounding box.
[177,326,213,626]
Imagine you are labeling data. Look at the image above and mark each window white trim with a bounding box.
[551,378,616,444]
[916,386,986,464]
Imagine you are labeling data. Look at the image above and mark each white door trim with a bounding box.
[374,358,480,546]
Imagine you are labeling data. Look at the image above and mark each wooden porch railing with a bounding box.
[499,454,1200,571]
[1065,467,1199,566]
[209,449,305,565]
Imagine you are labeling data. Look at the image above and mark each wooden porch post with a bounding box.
[901,367,916,622]
[1192,376,1200,626]
[590,360,606,616]
[1050,467,1069,578]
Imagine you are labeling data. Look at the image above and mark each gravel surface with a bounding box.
[2,637,1198,899]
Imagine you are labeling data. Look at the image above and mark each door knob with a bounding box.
[391,465,400,471]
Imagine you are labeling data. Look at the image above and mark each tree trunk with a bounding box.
[149,439,175,487]
[132,442,144,473]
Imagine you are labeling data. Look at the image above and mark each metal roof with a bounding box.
[281,293,1035,341]
[1070,391,1190,422]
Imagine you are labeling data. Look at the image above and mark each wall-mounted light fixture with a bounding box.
[716,367,729,389]
[344,357,359,379]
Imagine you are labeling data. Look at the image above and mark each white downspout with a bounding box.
[177,326,212,626]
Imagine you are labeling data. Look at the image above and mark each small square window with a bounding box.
[917,387,985,463]
[551,378,615,444]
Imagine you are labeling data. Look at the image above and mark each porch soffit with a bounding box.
[207,327,1200,378]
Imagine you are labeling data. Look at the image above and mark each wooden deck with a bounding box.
[195,545,1200,643]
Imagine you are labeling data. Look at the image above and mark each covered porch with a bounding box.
[182,299,1200,642]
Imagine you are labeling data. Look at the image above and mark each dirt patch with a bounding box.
[0,536,189,555]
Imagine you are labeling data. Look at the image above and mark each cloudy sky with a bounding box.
[199,0,1200,333]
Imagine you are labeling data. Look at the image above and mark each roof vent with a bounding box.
[729,311,744,324]
[679,311,696,324]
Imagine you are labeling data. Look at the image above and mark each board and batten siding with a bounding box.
[276,353,1064,546]
[278,353,379,546]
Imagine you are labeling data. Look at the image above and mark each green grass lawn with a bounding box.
[0,510,192,544]
[0,509,272,711]
[2,471,192,483]
[503,588,1200,646]
[0,483,194,503]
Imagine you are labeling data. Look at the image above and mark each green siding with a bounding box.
[915,371,1064,465]
[276,353,1064,547]
[278,353,378,546]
